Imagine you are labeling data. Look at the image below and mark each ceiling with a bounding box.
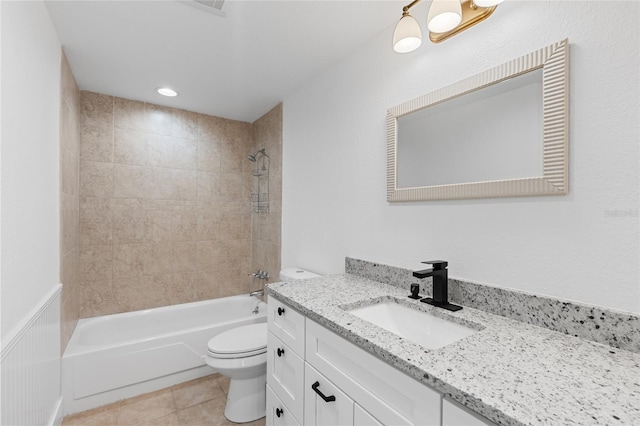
[46,0,401,123]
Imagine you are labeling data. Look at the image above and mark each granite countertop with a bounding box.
[266,273,640,426]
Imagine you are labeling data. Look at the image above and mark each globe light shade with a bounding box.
[427,0,462,33]
[473,0,504,7]
[393,14,423,53]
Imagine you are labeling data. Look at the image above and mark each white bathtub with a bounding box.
[62,294,266,415]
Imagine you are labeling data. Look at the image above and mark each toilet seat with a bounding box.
[207,323,267,359]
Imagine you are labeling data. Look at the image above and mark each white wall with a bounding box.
[282,1,640,314]
[1,1,61,339]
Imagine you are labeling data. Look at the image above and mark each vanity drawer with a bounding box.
[268,297,306,356]
[266,384,301,426]
[267,331,305,423]
[306,319,441,426]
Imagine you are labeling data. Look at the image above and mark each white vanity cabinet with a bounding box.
[305,319,441,426]
[267,297,497,426]
[267,298,306,425]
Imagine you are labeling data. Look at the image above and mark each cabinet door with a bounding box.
[442,398,497,426]
[267,332,305,422]
[304,363,354,426]
[266,385,301,426]
[354,404,383,426]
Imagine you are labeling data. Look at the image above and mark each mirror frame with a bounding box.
[387,39,569,202]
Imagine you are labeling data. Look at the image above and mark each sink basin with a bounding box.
[347,301,478,350]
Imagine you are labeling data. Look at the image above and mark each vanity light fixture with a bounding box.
[156,87,178,97]
[392,0,503,53]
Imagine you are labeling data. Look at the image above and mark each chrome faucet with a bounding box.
[412,260,462,312]
[249,289,265,297]
[248,270,269,280]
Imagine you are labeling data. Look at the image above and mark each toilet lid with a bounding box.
[207,323,267,359]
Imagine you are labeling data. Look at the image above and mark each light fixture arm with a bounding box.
[402,0,422,14]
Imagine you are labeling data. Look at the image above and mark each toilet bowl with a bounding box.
[206,268,321,422]
[205,323,268,423]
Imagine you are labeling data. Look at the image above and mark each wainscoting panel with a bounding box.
[1,285,62,425]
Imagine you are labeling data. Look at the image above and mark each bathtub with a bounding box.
[62,294,266,415]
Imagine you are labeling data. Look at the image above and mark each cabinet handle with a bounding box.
[277,307,285,316]
[277,347,285,357]
[276,408,283,418]
[311,381,336,403]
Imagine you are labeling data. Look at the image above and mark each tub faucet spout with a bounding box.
[249,289,264,297]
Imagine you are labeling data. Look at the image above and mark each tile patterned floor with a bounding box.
[62,374,266,426]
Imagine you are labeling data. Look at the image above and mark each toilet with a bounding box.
[205,267,320,423]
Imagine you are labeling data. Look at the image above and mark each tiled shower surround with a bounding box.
[60,52,81,352]
[77,92,281,319]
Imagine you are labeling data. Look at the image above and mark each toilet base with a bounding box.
[223,373,266,423]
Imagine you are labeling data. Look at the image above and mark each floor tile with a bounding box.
[119,388,176,425]
[138,412,180,426]
[172,374,225,410]
[176,397,229,426]
[61,402,120,425]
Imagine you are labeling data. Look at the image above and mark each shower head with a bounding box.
[247,149,267,162]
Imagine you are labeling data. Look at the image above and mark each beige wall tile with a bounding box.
[171,210,197,242]
[80,208,113,246]
[145,167,173,200]
[197,138,221,173]
[145,243,173,276]
[195,270,220,300]
[219,173,244,202]
[114,97,145,132]
[172,169,198,200]
[196,171,220,201]
[80,245,113,282]
[162,272,197,305]
[172,241,196,273]
[80,279,115,318]
[145,209,173,243]
[113,275,163,312]
[172,109,199,140]
[113,243,147,279]
[114,129,147,165]
[114,164,147,198]
[113,208,145,244]
[80,161,114,198]
[77,96,282,317]
[80,92,114,162]
[145,103,173,136]
[61,208,79,256]
[196,240,218,271]
[196,211,220,241]
[60,53,82,353]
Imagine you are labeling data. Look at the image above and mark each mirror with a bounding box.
[387,39,569,201]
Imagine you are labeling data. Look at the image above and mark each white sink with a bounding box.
[347,301,478,350]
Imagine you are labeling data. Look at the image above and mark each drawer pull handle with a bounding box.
[311,381,336,403]
[276,408,283,418]
[277,347,285,357]
[277,307,285,316]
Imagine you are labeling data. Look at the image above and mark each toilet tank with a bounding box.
[279,267,321,281]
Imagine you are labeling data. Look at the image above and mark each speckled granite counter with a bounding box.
[266,273,640,426]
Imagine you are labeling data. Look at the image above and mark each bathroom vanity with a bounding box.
[267,297,491,426]
[265,259,640,426]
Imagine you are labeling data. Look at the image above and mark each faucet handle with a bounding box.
[422,260,448,270]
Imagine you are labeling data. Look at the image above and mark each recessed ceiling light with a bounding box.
[157,87,178,97]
